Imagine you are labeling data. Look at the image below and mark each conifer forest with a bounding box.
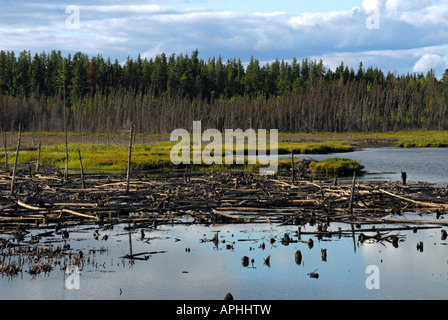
[1,49,448,135]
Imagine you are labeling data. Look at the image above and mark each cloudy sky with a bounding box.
[1,0,448,77]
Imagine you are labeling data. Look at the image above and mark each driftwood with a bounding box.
[1,164,446,280]
[0,168,447,234]
[379,189,448,209]
[10,125,21,196]
[61,208,97,220]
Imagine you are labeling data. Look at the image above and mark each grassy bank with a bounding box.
[2,129,446,175]
[280,130,448,146]
[309,157,364,178]
[277,140,353,154]
[0,139,355,174]
[396,137,448,148]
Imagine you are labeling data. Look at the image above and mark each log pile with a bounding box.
[0,168,447,233]
[1,168,447,278]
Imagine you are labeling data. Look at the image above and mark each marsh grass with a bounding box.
[0,138,356,173]
[2,129,447,174]
[309,157,364,178]
[396,137,448,148]
[277,140,354,154]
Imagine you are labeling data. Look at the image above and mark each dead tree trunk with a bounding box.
[126,122,134,193]
[2,129,8,171]
[10,124,22,196]
[349,172,356,215]
[35,141,41,173]
[401,171,407,186]
[63,75,69,181]
[78,150,85,189]
[291,148,295,185]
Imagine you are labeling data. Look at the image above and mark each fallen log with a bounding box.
[379,189,448,209]
[211,209,249,222]
[53,202,98,207]
[61,208,97,220]
[17,200,43,211]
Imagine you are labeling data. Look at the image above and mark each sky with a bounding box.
[1,0,448,77]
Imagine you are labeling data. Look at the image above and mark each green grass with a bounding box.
[3,128,448,174]
[309,157,364,178]
[277,140,354,154]
[396,137,448,148]
[0,142,175,172]
[280,130,448,140]
[0,138,356,174]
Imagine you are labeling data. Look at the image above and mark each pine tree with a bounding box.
[86,60,96,94]
[31,52,46,94]
[244,56,262,96]
[13,50,32,96]
[152,53,168,95]
[71,52,89,96]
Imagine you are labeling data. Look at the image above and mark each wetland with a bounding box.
[1,142,448,300]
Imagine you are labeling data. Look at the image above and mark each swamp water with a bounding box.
[1,147,448,300]
[0,220,447,300]
[285,147,448,187]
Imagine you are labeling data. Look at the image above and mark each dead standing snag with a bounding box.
[10,124,22,196]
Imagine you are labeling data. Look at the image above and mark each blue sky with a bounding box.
[166,0,358,14]
[1,0,448,77]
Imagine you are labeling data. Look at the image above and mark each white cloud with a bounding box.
[361,0,384,13]
[413,53,448,73]
[288,10,354,27]
[1,0,448,77]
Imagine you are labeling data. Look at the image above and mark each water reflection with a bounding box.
[1,217,447,300]
[281,147,448,187]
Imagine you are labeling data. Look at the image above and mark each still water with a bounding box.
[1,221,447,300]
[1,147,447,300]
[286,147,448,187]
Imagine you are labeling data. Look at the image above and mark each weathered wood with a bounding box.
[17,200,42,211]
[63,74,69,182]
[0,169,447,231]
[379,189,448,209]
[291,148,295,185]
[61,208,97,220]
[2,129,8,171]
[126,122,133,193]
[349,172,356,215]
[36,141,41,173]
[78,150,85,189]
[53,202,98,207]
[401,171,407,186]
[212,209,247,222]
[10,124,21,196]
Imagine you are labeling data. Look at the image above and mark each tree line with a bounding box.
[1,49,448,135]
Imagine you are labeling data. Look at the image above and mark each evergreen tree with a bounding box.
[13,50,32,96]
[152,53,168,95]
[244,56,262,96]
[31,52,46,94]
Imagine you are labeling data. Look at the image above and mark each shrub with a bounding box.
[309,157,364,177]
